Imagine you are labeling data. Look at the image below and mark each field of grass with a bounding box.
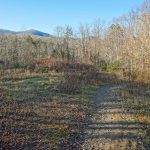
[1,65,150,149]
[0,69,101,149]
[119,86,150,146]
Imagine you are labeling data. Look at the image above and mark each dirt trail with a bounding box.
[82,84,145,150]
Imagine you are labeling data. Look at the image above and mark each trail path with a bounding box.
[82,84,145,150]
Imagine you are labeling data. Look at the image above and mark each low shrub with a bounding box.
[107,60,122,72]
[96,60,107,71]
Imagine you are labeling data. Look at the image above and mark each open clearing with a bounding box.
[0,70,150,149]
[0,70,100,149]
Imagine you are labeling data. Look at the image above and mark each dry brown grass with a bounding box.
[0,98,88,149]
[32,57,98,73]
[0,60,101,149]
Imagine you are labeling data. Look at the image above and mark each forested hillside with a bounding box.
[0,1,149,84]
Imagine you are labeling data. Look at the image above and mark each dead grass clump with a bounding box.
[57,69,101,94]
[79,70,101,84]
[32,57,66,73]
[32,57,98,73]
[51,61,97,73]
[57,73,81,94]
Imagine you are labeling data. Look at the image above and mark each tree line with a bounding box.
[0,0,149,83]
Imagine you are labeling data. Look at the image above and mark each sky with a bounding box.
[0,0,144,34]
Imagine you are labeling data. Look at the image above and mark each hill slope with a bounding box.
[0,29,53,37]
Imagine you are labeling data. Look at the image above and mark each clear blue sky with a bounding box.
[0,0,144,34]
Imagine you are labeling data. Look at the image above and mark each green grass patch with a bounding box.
[1,71,101,149]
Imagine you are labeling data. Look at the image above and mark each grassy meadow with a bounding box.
[0,63,102,149]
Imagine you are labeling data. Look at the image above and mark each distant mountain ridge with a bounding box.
[0,29,53,37]
[0,29,15,34]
